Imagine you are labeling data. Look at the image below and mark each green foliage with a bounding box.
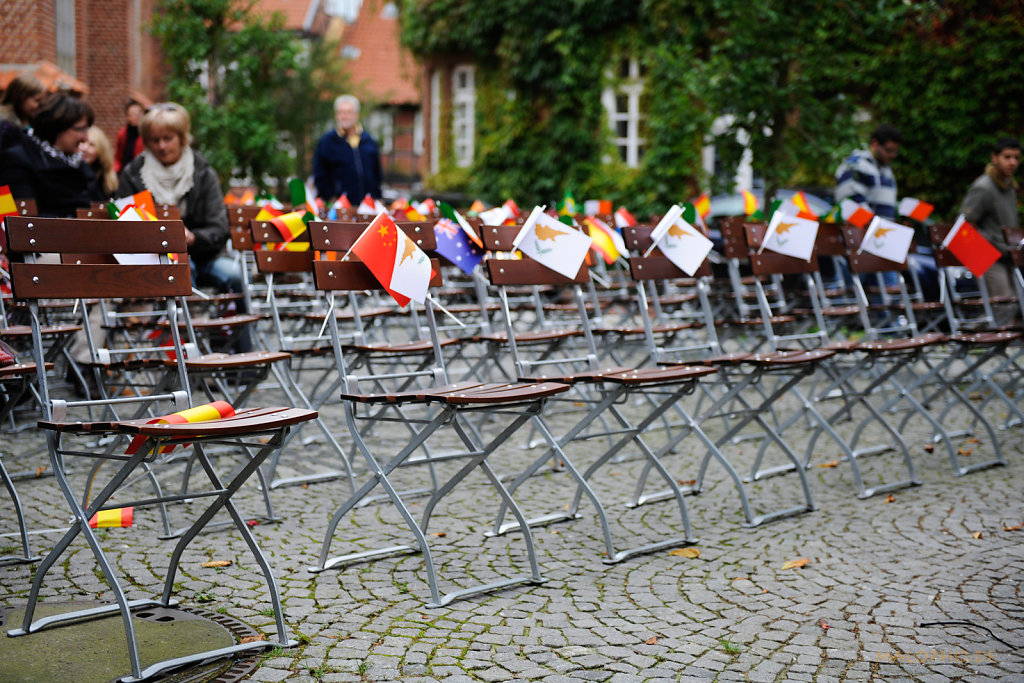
[872,2,1024,217]
[151,0,343,191]
[402,0,1022,218]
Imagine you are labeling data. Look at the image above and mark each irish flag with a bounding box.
[125,401,236,455]
[840,199,875,229]
[351,212,435,307]
[898,197,934,222]
[114,190,157,218]
[89,507,134,528]
[941,215,1001,277]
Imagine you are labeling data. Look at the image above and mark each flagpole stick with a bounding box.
[316,296,336,341]
[642,242,659,258]
[590,270,612,288]
[427,295,467,329]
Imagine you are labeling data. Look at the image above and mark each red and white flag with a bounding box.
[351,213,435,307]
[356,194,386,216]
[114,190,157,218]
[840,199,875,229]
[513,207,592,279]
[858,216,915,263]
[940,214,1001,277]
[898,197,934,222]
[614,207,638,229]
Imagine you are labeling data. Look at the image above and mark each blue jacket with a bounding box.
[312,128,382,203]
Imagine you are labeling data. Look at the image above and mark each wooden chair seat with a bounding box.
[177,350,291,370]
[344,338,458,355]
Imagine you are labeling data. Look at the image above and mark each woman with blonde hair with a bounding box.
[80,125,118,196]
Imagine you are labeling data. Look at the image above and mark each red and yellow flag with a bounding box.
[125,401,235,455]
[693,194,711,219]
[89,507,134,528]
[741,190,759,216]
[0,185,17,220]
[269,210,309,250]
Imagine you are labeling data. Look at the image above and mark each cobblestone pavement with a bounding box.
[2,352,1024,682]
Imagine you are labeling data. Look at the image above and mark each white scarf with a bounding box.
[139,147,195,211]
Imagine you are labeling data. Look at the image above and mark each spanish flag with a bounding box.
[0,184,16,220]
[89,507,134,528]
[693,194,711,219]
[125,401,235,455]
[270,210,309,249]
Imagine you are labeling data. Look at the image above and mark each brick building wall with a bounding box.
[0,0,165,138]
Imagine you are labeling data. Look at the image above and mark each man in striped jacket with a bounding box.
[835,124,902,218]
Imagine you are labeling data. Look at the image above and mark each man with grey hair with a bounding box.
[312,94,382,203]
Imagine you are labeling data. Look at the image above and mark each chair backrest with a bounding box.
[5,216,194,415]
[839,225,919,338]
[227,205,261,251]
[744,222,820,276]
[840,225,909,273]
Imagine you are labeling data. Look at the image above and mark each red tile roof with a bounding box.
[254,0,323,33]
[339,0,419,106]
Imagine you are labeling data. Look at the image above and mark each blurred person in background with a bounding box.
[81,125,118,197]
[114,99,145,173]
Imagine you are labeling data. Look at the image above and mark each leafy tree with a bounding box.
[151,0,343,191]
[871,1,1024,216]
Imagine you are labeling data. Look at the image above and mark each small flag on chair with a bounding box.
[0,184,17,220]
[125,401,235,455]
[858,216,915,263]
[351,212,435,307]
[742,190,760,217]
[467,199,486,216]
[759,210,819,262]
[840,199,875,229]
[941,214,1001,277]
[89,507,134,528]
[614,206,637,229]
[649,205,714,275]
[269,210,310,250]
[114,190,157,219]
[513,206,593,279]
[332,193,352,211]
[583,216,627,265]
[693,194,712,220]
[357,194,386,216]
[434,203,485,275]
[898,197,934,222]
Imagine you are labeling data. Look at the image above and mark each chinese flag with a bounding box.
[942,216,1001,278]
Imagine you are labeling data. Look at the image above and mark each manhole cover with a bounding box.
[0,601,265,682]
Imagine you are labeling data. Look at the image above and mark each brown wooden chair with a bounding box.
[3,214,316,682]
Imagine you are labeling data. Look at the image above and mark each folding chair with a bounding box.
[839,225,1015,476]
[0,356,48,564]
[4,215,317,682]
[305,228,569,607]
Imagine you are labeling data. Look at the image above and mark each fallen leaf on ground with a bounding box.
[782,558,810,570]
[35,466,47,477]
[818,460,840,468]
[645,636,659,645]
[819,619,830,630]
[966,437,980,444]
[669,547,701,559]
[1003,524,1022,531]
[430,531,447,537]
[923,444,935,453]
[732,576,749,582]
[677,479,697,486]
[246,519,260,527]
[972,531,983,539]
[885,494,896,503]
[201,560,232,568]
[240,635,266,644]
[957,448,972,456]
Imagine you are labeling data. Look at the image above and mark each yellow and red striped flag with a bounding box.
[741,190,759,216]
[89,507,134,528]
[0,184,17,220]
[125,401,235,455]
[791,191,818,220]
[583,216,627,264]
[693,194,711,219]
[270,210,309,250]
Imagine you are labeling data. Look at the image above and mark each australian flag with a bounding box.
[433,217,485,275]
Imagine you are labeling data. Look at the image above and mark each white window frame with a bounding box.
[367,108,394,155]
[56,0,76,75]
[451,65,475,168]
[601,57,645,167]
[430,69,441,174]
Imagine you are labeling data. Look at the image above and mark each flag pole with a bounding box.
[427,294,467,329]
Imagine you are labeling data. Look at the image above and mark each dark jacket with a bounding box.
[312,128,382,203]
[0,133,99,217]
[117,150,228,264]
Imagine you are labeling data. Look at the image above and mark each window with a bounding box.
[451,65,475,168]
[366,109,394,155]
[56,0,76,75]
[429,70,440,174]
[413,109,424,156]
[601,57,645,167]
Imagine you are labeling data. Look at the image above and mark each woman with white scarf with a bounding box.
[117,102,237,294]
